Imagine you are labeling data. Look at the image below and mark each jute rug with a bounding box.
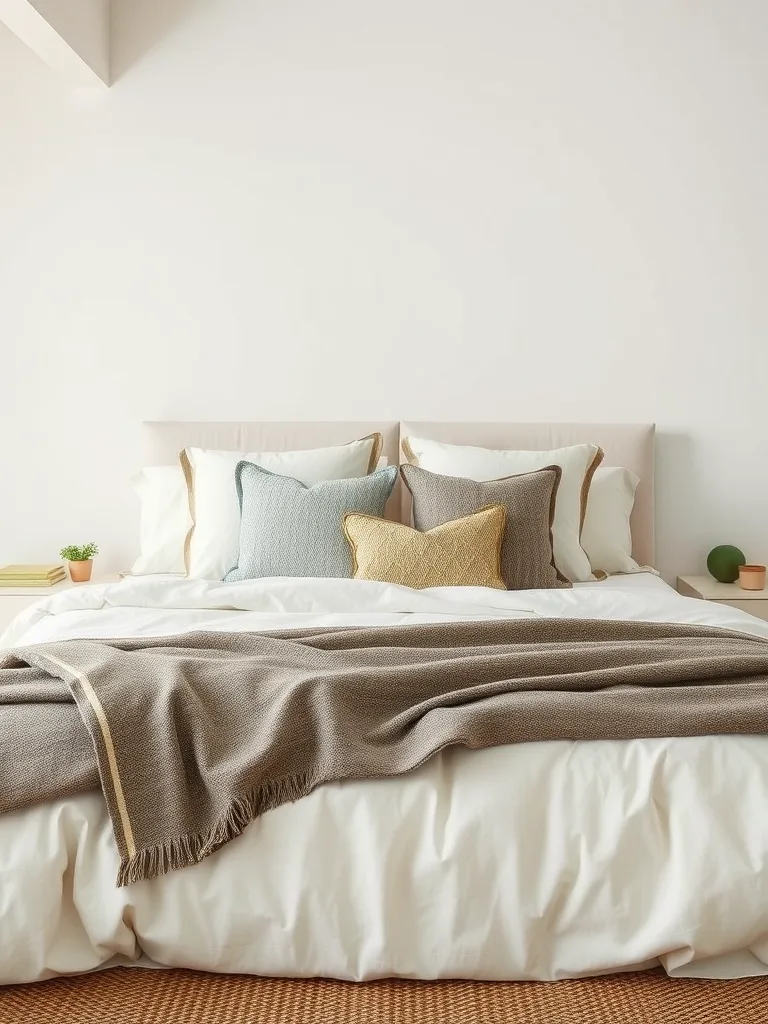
[1,967,767,1024]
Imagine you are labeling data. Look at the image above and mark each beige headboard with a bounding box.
[141,420,655,567]
[401,422,655,567]
[142,421,399,464]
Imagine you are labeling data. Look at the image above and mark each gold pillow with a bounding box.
[343,505,507,590]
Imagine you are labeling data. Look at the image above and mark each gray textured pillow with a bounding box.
[225,462,398,581]
[400,463,570,590]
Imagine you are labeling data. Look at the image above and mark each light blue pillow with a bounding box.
[224,462,398,581]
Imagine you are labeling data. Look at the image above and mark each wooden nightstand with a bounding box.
[677,575,768,622]
[0,575,121,635]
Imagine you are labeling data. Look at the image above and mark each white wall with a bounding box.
[1,0,767,579]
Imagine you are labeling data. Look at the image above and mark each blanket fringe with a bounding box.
[116,769,320,887]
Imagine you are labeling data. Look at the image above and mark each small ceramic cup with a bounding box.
[738,565,766,591]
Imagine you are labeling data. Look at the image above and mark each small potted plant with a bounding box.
[59,542,99,583]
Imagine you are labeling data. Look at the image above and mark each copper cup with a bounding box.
[738,565,766,591]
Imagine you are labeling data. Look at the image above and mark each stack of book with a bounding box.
[0,564,67,587]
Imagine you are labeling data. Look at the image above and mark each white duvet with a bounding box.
[2,573,768,985]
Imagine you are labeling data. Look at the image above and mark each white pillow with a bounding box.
[581,466,642,575]
[402,437,602,582]
[128,454,390,578]
[129,467,191,575]
[183,435,382,579]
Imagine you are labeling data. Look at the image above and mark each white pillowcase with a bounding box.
[183,436,382,579]
[402,437,602,582]
[129,454,390,578]
[581,466,642,575]
[129,467,191,576]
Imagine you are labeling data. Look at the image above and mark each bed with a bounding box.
[2,422,768,986]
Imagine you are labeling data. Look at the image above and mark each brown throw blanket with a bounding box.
[3,617,768,887]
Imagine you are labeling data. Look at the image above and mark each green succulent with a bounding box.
[59,542,99,562]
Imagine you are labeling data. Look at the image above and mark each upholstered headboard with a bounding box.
[142,421,400,465]
[400,422,655,567]
[141,420,655,566]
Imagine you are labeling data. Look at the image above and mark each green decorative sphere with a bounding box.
[707,545,746,584]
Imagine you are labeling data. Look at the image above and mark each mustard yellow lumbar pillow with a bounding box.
[343,505,507,590]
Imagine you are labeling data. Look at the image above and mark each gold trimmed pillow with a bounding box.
[181,433,383,579]
[343,505,507,590]
[402,436,602,582]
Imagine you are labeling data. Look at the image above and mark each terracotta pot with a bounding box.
[68,559,93,583]
[738,565,766,591]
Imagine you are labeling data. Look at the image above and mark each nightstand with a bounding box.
[0,575,121,635]
[677,575,768,622]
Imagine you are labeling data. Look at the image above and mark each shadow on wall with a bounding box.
[654,431,706,582]
[109,0,206,82]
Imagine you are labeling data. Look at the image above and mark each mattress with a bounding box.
[2,573,768,985]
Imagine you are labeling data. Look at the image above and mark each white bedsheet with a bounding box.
[2,573,768,985]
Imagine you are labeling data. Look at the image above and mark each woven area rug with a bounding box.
[1,967,767,1024]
